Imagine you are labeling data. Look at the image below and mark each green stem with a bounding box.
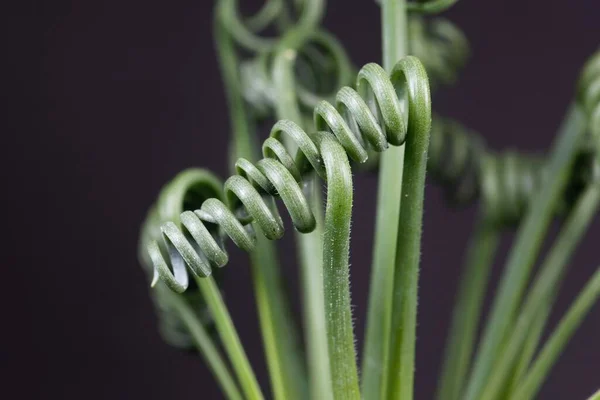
[436,216,501,400]
[320,133,360,399]
[512,267,600,400]
[158,284,243,400]
[272,41,332,399]
[479,184,600,400]
[506,188,600,397]
[249,237,308,400]
[296,182,331,399]
[271,21,360,398]
[362,0,407,398]
[214,2,260,164]
[214,6,307,399]
[386,67,432,400]
[195,276,264,400]
[478,307,551,400]
[463,105,587,400]
[505,305,550,396]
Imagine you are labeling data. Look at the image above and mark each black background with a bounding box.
[4,0,600,399]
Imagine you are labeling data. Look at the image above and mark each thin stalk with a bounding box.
[506,195,600,398]
[158,284,243,400]
[362,0,407,397]
[272,42,333,399]
[195,276,264,400]
[386,68,432,400]
[214,2,260,164]
[436,216,501,400]
[512,267,600,400]
[320,133,360,399]
[295,182,330,399]
[479,184,600,400]
[273,24,360,398]
[504,304,550,395]
[463,105,587,400]
[249,238,308,400]
[478,307,551,400]
[214,6,307,399]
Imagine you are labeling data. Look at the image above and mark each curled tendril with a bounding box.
[408,16,469,86]
[240,16,468,118]
[428,119,598,228]
[574,50,600,197]
[430,116,552,226]
[427,116,569,227]
[428,52,600,227]
[578,51,600,144]
[147,56,431,293]
[241,30,354,118]
[138,169,225,348]
[217,0,324,52]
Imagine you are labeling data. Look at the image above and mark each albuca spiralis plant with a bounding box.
[137,0,600,399]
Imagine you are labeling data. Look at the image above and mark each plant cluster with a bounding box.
[138,1,600,399]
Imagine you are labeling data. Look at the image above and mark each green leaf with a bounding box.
[463,105,587,400]
[512,267,600,400]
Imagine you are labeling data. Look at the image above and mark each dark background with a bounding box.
[4,0,599,398]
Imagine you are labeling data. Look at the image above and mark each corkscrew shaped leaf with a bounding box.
[579,51,600,143]
[239,15,467,127]
[234,14,468,398]
[148,56,431,400]
[427,116,595,225]
[241,30,354,118]
[139,169,224,347]
[138,169,243,400]
[147,56,430,294]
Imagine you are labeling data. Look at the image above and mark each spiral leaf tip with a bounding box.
[149,56,432,292]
